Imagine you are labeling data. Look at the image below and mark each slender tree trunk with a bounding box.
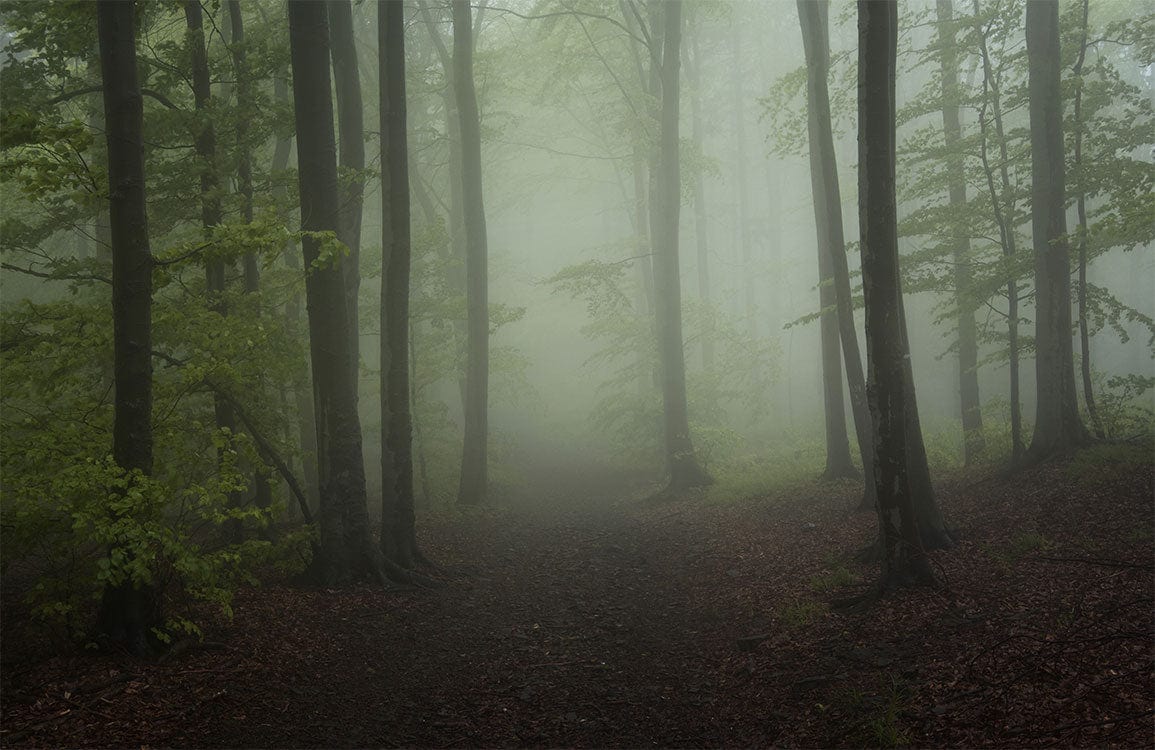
[272,75,321,512]
[225,0,273,518]
[380,0,421,567]
[973,1,1025,462]
[650,0,710,492]
[288,0,383,583]
[858,0,933,588]
[227,0,259,292]
[96,0,157,654]
[185,0,244,522]
[798,0,876,506]
[936,0,984,463]
[1024,0,1089,461]
[1071,0,1104,439]
[687,27,713,371]
[452,0,489,505]
[329,0,365,393]
[730,17,755,336]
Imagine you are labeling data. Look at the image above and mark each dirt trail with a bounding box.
[2,458,1152,748]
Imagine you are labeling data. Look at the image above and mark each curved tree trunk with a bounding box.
[798,0,876,505]
[858,0,933,588]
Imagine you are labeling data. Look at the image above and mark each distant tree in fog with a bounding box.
[452,0,490,505]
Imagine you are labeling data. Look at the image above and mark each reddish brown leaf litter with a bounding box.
[2,457,1152,748]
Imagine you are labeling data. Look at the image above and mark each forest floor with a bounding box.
[1,446,1153,748]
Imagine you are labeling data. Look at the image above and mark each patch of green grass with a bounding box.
[777,598,828,628]
[809,565,861,593]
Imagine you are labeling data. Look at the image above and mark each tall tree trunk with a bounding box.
[687,26,713,371]
[288,0,382,583]
[226,0,273,518]
[651,0,710,492]
[185,0,243,520]
[227,0,259,292]
[936,0,984,463]
[1024,0,1089,461]
[1070,0,1104,439]
[858,0,932,588]
[272,75,321,512]
[96,0,157,653]
[380,0,421,567]
[329,0,365,394]
[452,0,489,505]
[415,1,469,412]
[798,0,877,506]
[973,2,1024,461]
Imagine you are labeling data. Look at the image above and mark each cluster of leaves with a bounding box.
[0,0,312,642]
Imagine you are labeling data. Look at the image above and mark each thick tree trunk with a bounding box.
[798,0,876,505]
[936,0,983,463]
[650,0,710,492]
[96,0,157,653]
[857,0,932,588]
[687,28,713,371]
[452,0,489,505]
[379,0,420,567]
[329,0,365,393]
[288,0,383,584]
[1024,0,1089,462]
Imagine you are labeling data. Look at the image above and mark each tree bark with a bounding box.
[379,0,421,567]
[329,0,365,394]
[272,75,321,512]
[972,1,1025,461]
[1070,0,1104,439]
[226,0,259,292]
[687,25,713,371]
[225,0,272,517]
[452,0,489,505]
[935,0,984,463]
[1024,0,1089,461]
[96,0,157,653]
[797,0,876,504]
[185,0,244,522]
[730,16,755,336]
[857,0,933,588]
[288,0,383,584]
[651,0,710,492]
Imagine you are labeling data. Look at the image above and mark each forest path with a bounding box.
[2,457,1152,748]
[199,454,808,747]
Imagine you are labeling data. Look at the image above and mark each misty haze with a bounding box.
[1,0,1152,747]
